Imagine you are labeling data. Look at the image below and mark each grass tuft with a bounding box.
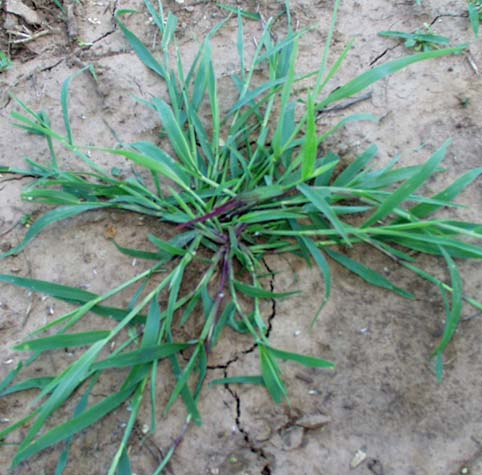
[0,1,481,473]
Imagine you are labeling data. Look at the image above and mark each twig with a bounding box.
[462,311,482,322]
[7,30,50,44]
[66,1,79,43]
[0,219,21,237]
[317,92,372,115]
[466,52,479,76]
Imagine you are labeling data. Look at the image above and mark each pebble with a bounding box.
[350,448,367,469]
[295,413,331,430]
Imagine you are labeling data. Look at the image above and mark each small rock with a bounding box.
[4,13,19,30]
[6,0,42,25]
[350,448,367,469]
[252,420,272,443]
[295,413,331,430]
[272,426,304,451]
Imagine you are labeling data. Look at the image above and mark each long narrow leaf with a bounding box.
[407,167,482,219]
[15,332,110,352]
[298,184,350,244]
[12,386,135,468]
[62,66,96,146]
[259,345,287,404]
[301,95,317,180]
[0,376,53,397]
[267,345,335,369]
[233,280,299,299]
[209,375,264,386]
[115,10,167,79]
[433,247,463,355]
[362,140,450,227]
[318,47,467,109]
[326,248,414,299]
[92,343,191,370]
[0,204,111,258]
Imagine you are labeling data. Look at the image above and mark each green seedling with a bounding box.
[378,24,451,52]
[0,51,12,72]
[0,1,480,474]
[468,1,481,36]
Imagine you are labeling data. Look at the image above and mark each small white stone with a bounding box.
[350,449,367,469]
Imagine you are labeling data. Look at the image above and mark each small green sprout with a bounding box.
[0,51,12,72]
[20,214,34,228]
[468,1,481,36]
[378,24,451,52]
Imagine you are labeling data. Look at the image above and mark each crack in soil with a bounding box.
[430,12,468,25]
[90,0,120,46]
[369,44,398,66]
[91,28,118,45]
[262,256,277,340]
[207,256,277,370]
[38,58,64,72]
[218,257,277,472]
[224,370,271,466]
[0,57,66,108]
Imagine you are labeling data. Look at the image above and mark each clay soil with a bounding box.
[0,1,481,474]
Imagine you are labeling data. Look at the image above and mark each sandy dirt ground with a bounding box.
[0,1,481,474]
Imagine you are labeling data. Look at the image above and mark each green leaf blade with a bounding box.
[362,140,450,227]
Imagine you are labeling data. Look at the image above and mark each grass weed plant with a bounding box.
[0,1,481,473]
[378,24,451,52]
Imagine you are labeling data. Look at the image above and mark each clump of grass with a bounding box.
[0,1,481,473]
